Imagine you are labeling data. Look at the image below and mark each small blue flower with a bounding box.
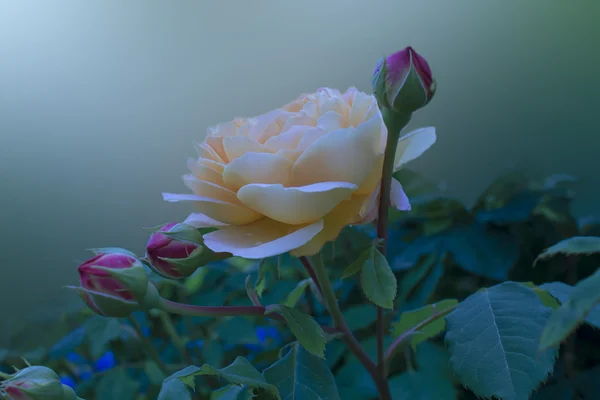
[94,351,116,372]
[79,371,93,380]
[65,352,86,365]
[255,326,282,346]
[60,375,77,388]
[186,340,204,349]
[142,327,151,337]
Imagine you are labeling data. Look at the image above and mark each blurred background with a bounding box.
[0,1,598,344]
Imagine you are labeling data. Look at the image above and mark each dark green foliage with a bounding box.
[3,169,599,399]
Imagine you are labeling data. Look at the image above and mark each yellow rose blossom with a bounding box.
[163,87,436,259]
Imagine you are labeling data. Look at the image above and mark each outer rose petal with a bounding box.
[291,195,366,257]
[183,213,228,228]
[162,193,261,225]
[291,116,384,190]
[391,178,411,211]
[203,219,324,259]
[223,136,271,161]
[393,127,437,171]
[237,182,358,225]
[223,152,292,191]
[183,175,241,205]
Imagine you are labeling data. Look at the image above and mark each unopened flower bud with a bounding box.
[1,366,64,400]
[70,249,157,317]
[372,46,435,113]
[145,223,229,279]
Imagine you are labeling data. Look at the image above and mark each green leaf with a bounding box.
[539,268,600,350]
[534,236,600,265]
[340,248,370,279]
[211,384,256,400]
[83,316,123,358]
[392,299,458,349]
[255,259,271,297]
[164,358,280,398]
[96,368,141,400]
[158,378,192,400]
[144,361,167,385]
[396,223,518,280]
[263,342,341,400]
[265,305,325,358]
[388,368,456,400]
[539,281,600,327]
[359,247,397,309]
[283,279,311,308]
[343,305,377,331]
[445,282,558,400]
[520,282,561,309]
[216,317,258,346]
[396,253,438,304]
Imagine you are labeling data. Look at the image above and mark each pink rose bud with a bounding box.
[1,366,64,400]
[372,46,435,113]
[71,249,156,317]
[145,222,228,279]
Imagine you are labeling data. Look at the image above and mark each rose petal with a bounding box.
[162,193,261,225]
[193,141,224,163]
[237,181,358,225]
[316,111,345,131]
[348,91,378,128]
[183,175,242,205]
[223,136,271,161]
[291,195,365,257]
[203,219,324,259]
[183,213,228,228]
[187,159,225,186]
[205,137,229,163]
[263,125,305,151]
[223,152,292,191]
[391,178,411,211]
[291,116,384,189]
[393,127,437,171]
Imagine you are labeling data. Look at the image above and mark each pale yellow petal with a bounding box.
[263,126,305,151]
[162,193,261,225]
[205,137,229,163]
[193,141,224,163]
[316,111,345,131]
[291,117,384,189]
[391,178,411,211]
[237,182,358,225]
[223,136,271,161]
[203,219,324,259]
[184,213,228,228]
[187,158,225,186]
[222,152,292,191]
[183,174,242,205]
[393,127,437,171]
[198,158,225,173]
[291,195,365,257]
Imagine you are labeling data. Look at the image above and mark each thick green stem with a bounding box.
[126,315,170,375]
[159,299,266,317]
[308,254,390,399]
[375,108,412,385]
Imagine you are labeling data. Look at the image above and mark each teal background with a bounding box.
[0,1,598,343]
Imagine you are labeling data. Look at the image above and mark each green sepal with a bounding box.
[373,55,390,109]
[87,247,138,258]
[157,246,230,277]
[4,366,64,399]
[67,285,140,317]
[159,223,214,246]
[92,261,149,300]
[389,61,433,113]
